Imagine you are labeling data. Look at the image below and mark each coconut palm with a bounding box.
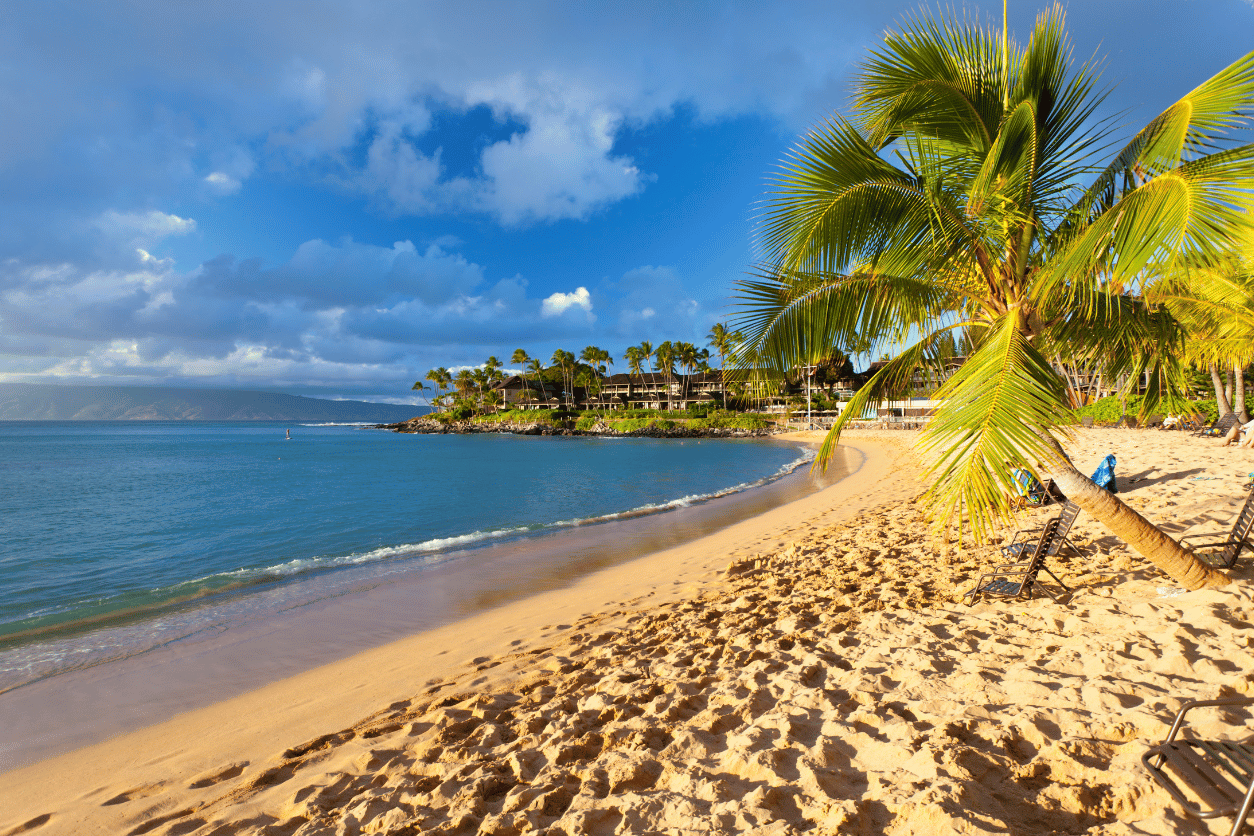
[511,349,533,409]
[623,345,645,407]
[423,367,451,412]
[580,346,612,400]
[733,6,1254,589]
[410,380,431,413]
[653,341,678,411]
[708,323,744,408]
[551,349,576,408]
[1160,257,1254,422]
[525,358,545,406]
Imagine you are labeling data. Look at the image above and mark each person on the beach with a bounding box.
[1223,418,1254,448]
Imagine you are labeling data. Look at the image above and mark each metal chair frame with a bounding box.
[1143,697,1254,836]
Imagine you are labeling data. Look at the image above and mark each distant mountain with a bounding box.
[0,383,427,422]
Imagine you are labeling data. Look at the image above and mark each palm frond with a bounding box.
[811,322,980,469]
[729,268,953,374]
[917,310,1073,541]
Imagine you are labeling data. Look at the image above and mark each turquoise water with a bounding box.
[0,422,809,659]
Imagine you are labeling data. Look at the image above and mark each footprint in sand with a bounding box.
[187,762,248,789]
[100,783,167,806]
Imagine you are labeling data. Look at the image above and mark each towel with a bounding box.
[1090,454,1117,493]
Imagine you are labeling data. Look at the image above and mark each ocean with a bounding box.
[0,421,815,700]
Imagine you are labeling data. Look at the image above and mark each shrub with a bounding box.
[448,405,474,420]
[728,413,768,430]
[1074,395,1214,424]
[575,414,599,431]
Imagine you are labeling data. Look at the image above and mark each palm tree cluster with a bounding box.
[414,328,750,415]
[732,5,1254,589]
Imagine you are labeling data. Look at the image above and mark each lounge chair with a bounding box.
[964,518,1069,604]
[1142,696,1254,836]
[1002,501,1083,561]
[1198,413,1240,438]
[1011,468,1058,508]
[1145,414,1165,429]
[1180,486,1254,569]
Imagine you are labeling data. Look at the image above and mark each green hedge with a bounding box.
[1073,395,1216,425]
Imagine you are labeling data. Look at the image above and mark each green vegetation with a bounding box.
[1074,397,1217,425]
[732,5,1254,588]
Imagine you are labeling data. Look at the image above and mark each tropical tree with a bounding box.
[653,341,678,411]
[1162,257,1254,422]
[410,380,431,413]
[551,349,576,408]
[423,367,452,412]
[511,349,533,409]
[708,323,744,408]
[526,358,546,406]
[580,346,613,397]
[732,6,1254,589]
[623,346,645,406]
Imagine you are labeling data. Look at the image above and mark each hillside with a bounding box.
[0,383,425,422]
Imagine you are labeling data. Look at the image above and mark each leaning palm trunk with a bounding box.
[1236,362,1249,422]
[1039,443,1229,590]
[1211,363,1234,415]
[733,9,1254,592]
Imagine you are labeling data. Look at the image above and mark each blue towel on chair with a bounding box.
[1091,454,1117,493]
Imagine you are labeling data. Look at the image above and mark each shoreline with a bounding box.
[10,428,1254,834]
[373,415,781,438]
[0,435,915,834]
[0,436,828,772]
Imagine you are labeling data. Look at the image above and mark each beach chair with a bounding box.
[964,518,1068,604]
[1180,486,1254,569]
[1011,468,1056,507]
[1142,696,1254,836]
[1146,414,1165,429]
[1198,413,1240,438]
[1002,501,1083,561]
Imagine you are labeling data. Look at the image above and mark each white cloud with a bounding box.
[94,210,196,249]
[541,286,593,318]
[204,171,241,194]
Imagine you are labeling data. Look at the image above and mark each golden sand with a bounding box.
[5,429,1254,835]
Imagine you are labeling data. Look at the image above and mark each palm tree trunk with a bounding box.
[1212,363,1234,414]
[1038,443,1229,590]
[1236,362,1249,422]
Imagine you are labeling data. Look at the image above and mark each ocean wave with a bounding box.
[298,422,377,427]
[0,444,816,648]
[141,445,815,607]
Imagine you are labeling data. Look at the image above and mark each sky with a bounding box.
[1,1,1251,404]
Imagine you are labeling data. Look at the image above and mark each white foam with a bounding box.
[298,422,377,427]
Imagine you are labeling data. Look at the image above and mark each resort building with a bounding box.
[596,372,723,410]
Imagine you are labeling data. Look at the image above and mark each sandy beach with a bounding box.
[6,428,1254,836]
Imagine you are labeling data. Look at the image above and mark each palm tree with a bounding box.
[451,369,475,412]
[482,356,505,410]
[424,367,451,412]
[708,323,744,409]
[733,6,1254,589]
[511,349,533,410]
[653,341,678,411]
[551,349,576,408]
[580,346,612,400]
[526,358,545,407]
[410,380,431,413]
[623,346,645,407]
[1162,258,1254,422]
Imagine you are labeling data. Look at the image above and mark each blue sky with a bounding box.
[1,1,1251,404]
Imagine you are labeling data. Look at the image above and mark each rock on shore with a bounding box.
[374,417,778,439]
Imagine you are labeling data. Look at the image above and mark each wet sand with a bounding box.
[0,440,845,771]
[7,429,1254,835]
